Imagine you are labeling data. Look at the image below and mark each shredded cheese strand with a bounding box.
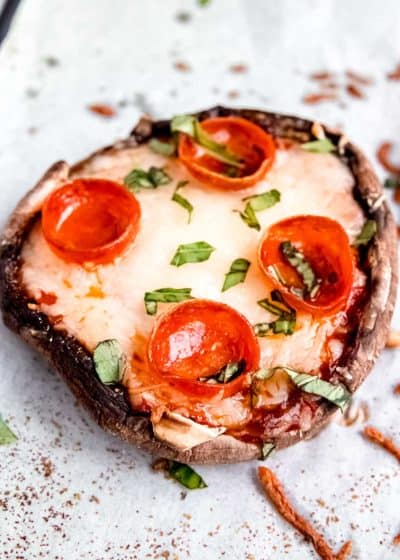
[258,467,352,560]
[363,426,400,463]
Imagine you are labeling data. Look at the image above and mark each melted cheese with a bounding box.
[21,144,365,377]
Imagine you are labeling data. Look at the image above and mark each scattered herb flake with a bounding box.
[93,339,124,384]
[124,166,171,192]
[222,258,251,292]
[301,138,335,154]
[261,442,275,460]
[170,241,215,267]
[200,360,246,385]
[144,287,193,315]
[280,241,320,299]
[242,189,281,212]
[353,219,377,247]
[168,461,207,489]
[384,177,400,189]
[0,416,17,445]
[149,138,177,157]
[171,114,243,168]
[259,366,351,412]
[171,180,193,223]
[236,189,280,230]
[255,290,296,336]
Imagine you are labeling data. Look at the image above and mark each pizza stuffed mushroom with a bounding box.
[0,107,396,463]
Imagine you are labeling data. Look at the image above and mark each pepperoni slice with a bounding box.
[42,178,141,264]
[147,300,260,399]
[258,215,354,315]
[177,116,276,190]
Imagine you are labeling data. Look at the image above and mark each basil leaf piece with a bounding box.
[353,219,377,247]
[236,189,281,231]
[172,180,193,223]
[242,189,281,212]
[200,359,246,384]
[124,166,171,192]
[170,241,215,267]
[280,241,320,299]
[255,290,296,336]
[171,114,196,136]
[301,138,335,154]
[258,366,351,412]
[384,177,400,189]
[261,442,275,460]
[0,415,18,445]
[235,204,260,231]
[171,114,243,168]
[149,138,177,157]
[144,287,193,315]
[222,258,251,292]
[168,461,207,490]
[93,339,124,384]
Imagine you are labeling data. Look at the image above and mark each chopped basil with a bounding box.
[200,360,246,384]
[353,219,377,247]
[171,114,243,168]
[222,258,251,292]
[235,204,260,231]
[124,166,171,192]
[93,339,125,384]
[149,138,177,157]
[170,241,215,267]
[198,0,211,6]
[261,442,275,460]
[301,138,335,154]
[144,287,193,315]
[0,415,17,445]
[256,366,351,412]
[171,180,193,223]
[242,189,281,212]
[168,461,207,490]
[280,241,320,299]
[236,189,281,231]
[171,114,197,136]
[255,290,296,336]
[384,177,400,189]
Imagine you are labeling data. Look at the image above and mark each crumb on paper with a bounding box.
[386,330,400,348]
[173,61,191,73]
[88,103,116,118]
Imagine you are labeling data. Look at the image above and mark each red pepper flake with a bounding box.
[387,64,400,81]
[346,83,365,99]
[376,142,400,175]
[40,457,53,478]
[258,467,352,560]
[229,63,248,74]
[88,103,116,118]
[227,90,240,99]
[303,92,338,105]
[394,533,400,545]
[363,426,400,463]
[310,71,334,81]
[173,61,191,72]
[345,70,373,86]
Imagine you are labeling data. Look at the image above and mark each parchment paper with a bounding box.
[0,1,399,558]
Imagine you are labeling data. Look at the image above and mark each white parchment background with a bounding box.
[0,1,400,559]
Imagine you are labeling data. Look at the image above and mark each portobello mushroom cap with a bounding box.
[0,106,397,464]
